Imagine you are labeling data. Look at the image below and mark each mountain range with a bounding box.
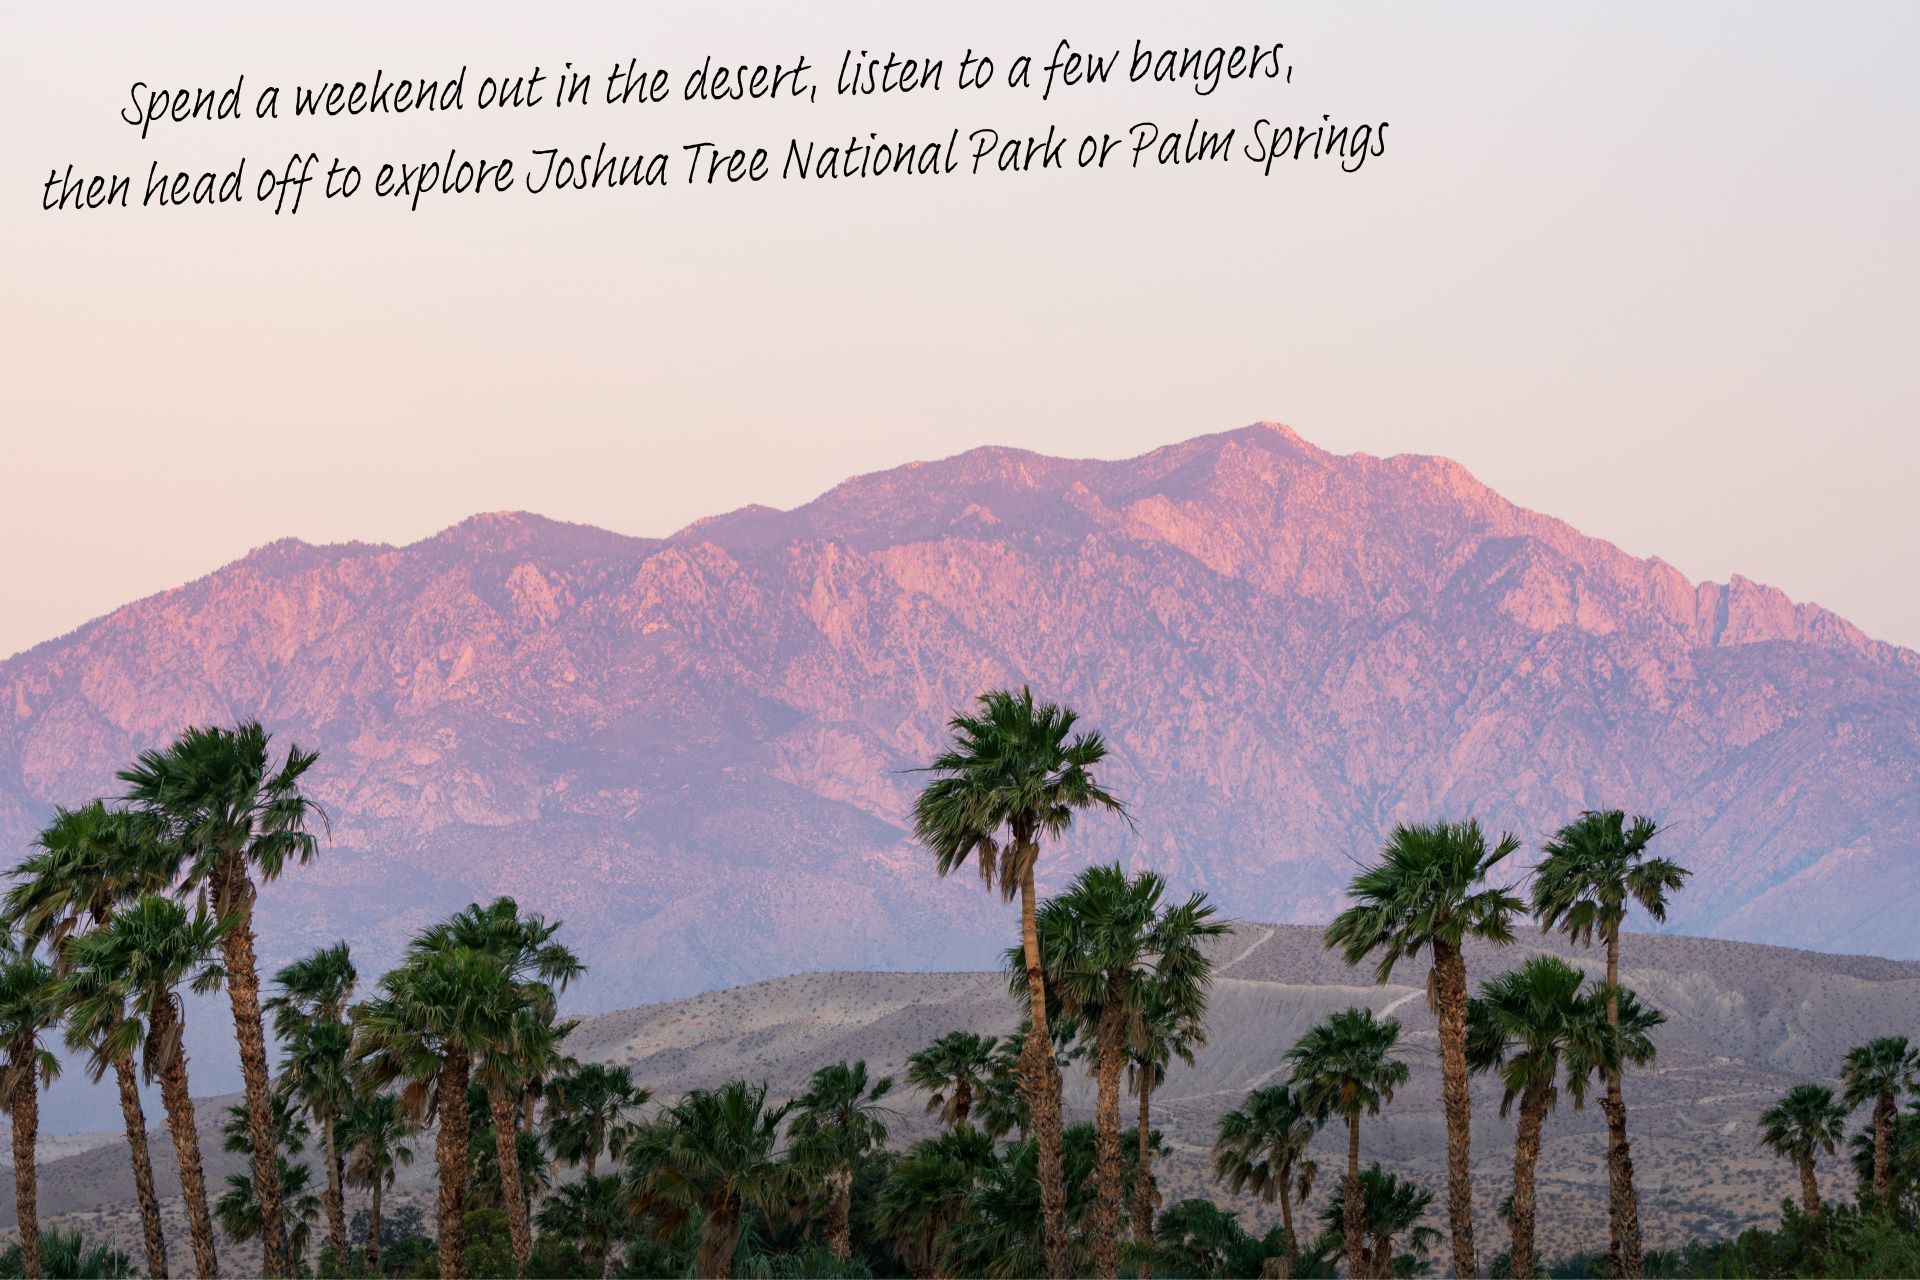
[2,422,1916,1020]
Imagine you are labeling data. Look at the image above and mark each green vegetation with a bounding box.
[0,699,1911,1280]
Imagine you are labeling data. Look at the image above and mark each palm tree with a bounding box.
[1126,900,1224,1279]
[353,943,531,1280]
[1014,865,1226,1279]
[625,1079,795,1280]
[537,1173,630,1277]
[1325,819,1522,1280]
[118,721,326,1279]
[788,1060,897,1261]
[1533,809,1688,1280]
[8,801,176,1280]
[1145,1198,1288,1280]
[905,1030,999,1129]
[268,942,357,1265]
[411,898,583,1270]
[278,1018,355,1262]
[1212,1085,1320,1280]
[1285,1008,1409,1280]
[0,944,61,1280]
[940,1122,1105,1279]
[547,1061,652,1176]
[341,1091,417,1269]
[972,1035,1032,1141]
[912,686,1128,1279]
[1465,956,1660,1279]
[217,1160,323,1266]
[1840,1035,1920,1205]
[58,897,227,1280]
[1317,1164,1439,1280]
[872,1124,999,1279]
[1760,1083,1849,1215]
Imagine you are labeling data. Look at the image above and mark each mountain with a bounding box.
[14,925,1920,1265]
[2,423,1917,1017]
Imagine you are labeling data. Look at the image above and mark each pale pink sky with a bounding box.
[2,1,1916,657]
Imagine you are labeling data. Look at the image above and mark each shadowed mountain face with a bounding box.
[2,423,1917,1017]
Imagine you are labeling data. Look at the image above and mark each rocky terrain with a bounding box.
[1,422,1917,1119]
[9,924,1920,1271]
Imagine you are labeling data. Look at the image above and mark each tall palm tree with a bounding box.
[1212,1085,1320,1280]
[1324,818,1522,1280]
[547,1061,652,1175]
[0,944,61,1280]
[278,1018,355,1262]
[269,940,357,1265]
[341,1091,417,1269]
[8,801,176,1280]
[872,1124,999,1279]
[1533,809,1688,1280]
[1129,978,1211,1280]
[1465,956,1660,1279]
[58,897,228,1280]
[118,721,326,1279]
[1285,1007,1409,1280]
[625,1079,795,1280]
[912,686,1128,1279]
[1840,1035,1920,1205]
[412,898,583,1270]
[353,944,530,1280]
[904,1030,999,1129]
[788,1060,898,1261]
[1014,864,1226,1279]
[1760,1083,1849,1215]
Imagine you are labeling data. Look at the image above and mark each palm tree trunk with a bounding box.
[1431,941,1478,1280]
[697,1196,743,1280]
[1090,998,1127,1279]
[1018,859,1070,1280]
[369,1176,384,1269]
[1798,1154,1820,1216]
[1277,1184,1296,1280]
[10,1063,42,1280]
[489,1084,533,1269]
[112,1052,170,1280]
[1602,931,1643,1280]
[956,1079,974,1127]
[1344,1114,1364,1280]
[1510,1086,1549,1280]
[152,1000,219,1280]
[1872,1092,1894,1204]
[827,1163,854,1262]
[322,1110,349,1264]
[218,864,289,1278]
[436,1049,472,1280]
[1133,1078,1155,1280]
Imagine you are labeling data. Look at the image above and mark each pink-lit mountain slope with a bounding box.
[2,423,1915,1008]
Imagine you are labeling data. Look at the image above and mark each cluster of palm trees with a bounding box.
[914,690,1698,1280]
[5,692,1916,1280]
[1758,1034,1920,1220]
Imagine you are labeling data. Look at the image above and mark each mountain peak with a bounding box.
[0,421,1915,1013]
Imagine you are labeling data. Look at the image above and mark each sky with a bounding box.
[3,1,1917,658]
